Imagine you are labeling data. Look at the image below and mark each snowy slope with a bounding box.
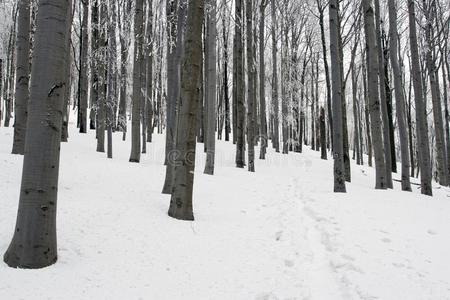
[1,122,450,300]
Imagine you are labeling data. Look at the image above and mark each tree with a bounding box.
[235,0,245,167]
[130,0,144,163]
[246,0,255,171]
[96,0,107,152]
[329,0,346,193]
[363,0,387,189]
[168,0,205,221]
[408,0,432,196]
[11,0,31,155]
[259,0,268,159]
[387,0,411,191]
[374,0,393,188]
[4,0,73,269]
[315,0,333,150]
[106,0,118,159]
[423,0,448,186]
[117,0,132,139]
[204,0,217,175]
[78,0,89,133]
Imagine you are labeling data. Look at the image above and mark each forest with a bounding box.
[0,0,449,298]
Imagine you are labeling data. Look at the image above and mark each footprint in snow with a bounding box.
[381,238,391,243]
[255,292,279,300]
[275,231,283,241]
[427,229,437,235]
[284,259,295,267]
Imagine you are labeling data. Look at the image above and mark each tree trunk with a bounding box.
[408,0,432,196]
[271,0,279,152]
[3,0,72,269]
[316,1,333,150]
[374,0,393,188]
[246,0,255,171]
[129,0,144,163]
[146,0,154,143]
[363,0,387,189]
[351,64,361,165]
[204,0,217,175]
[168,0,205,221]
[117,1,132,139]
[259,1,267,159]
[107,0,118,158]
[329,0,346,192]
[78,0,89,133]
[320,106,327,160]
[96,0,107,152]
[423,0,447,186]
[387,0,411,191]
[235,0,245,167]
[11,0,31,155]
[223,11,230,142]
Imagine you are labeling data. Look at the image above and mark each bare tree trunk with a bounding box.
[12,0,31,155]
[373,0,393,188]
[222,9,230,142]
[107,0,118,159]
[235,0,245,167]
[363,0,387,189]
[204,0,217,175]
[129,0,144,162]
[3,0,72,269]
[388,0,411,191]
[316,0,333,150]
[96,0,107,152]
[320,106,327,159]
[90,0,99,131]
[329,0,346,192]
[423,0,447,186]
[146,0,154,143]
[351,64,361,165]
[4,8,17,128]
[117,1,131,140]
[246,0,255,171]
[78,0,89,133]
[168,0,205,221]
[270,0,279,152]
[259,0,268,159]
[408,0,432,195]
[162,0,187,193]
[362,51,373,167]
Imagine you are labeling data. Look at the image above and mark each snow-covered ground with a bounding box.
[1,121,450,300]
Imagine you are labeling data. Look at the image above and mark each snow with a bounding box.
[1,121,450,300]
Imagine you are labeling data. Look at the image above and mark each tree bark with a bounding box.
[259,0,268,159]
[168,0,205,221]
[78,0,89,133]
[270,0,279,153]
[3,0,72,269]
[246,0,255,171]
[374,0,393,188]
[329,0,346,192]
[423,0,447,186]
[408,0,432,195]
[129,0,144,163]
[387,0,411,191]
[204,0,217,175]
[235,0,245,167]
[363,0,387,189]
[12,0,31,155]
